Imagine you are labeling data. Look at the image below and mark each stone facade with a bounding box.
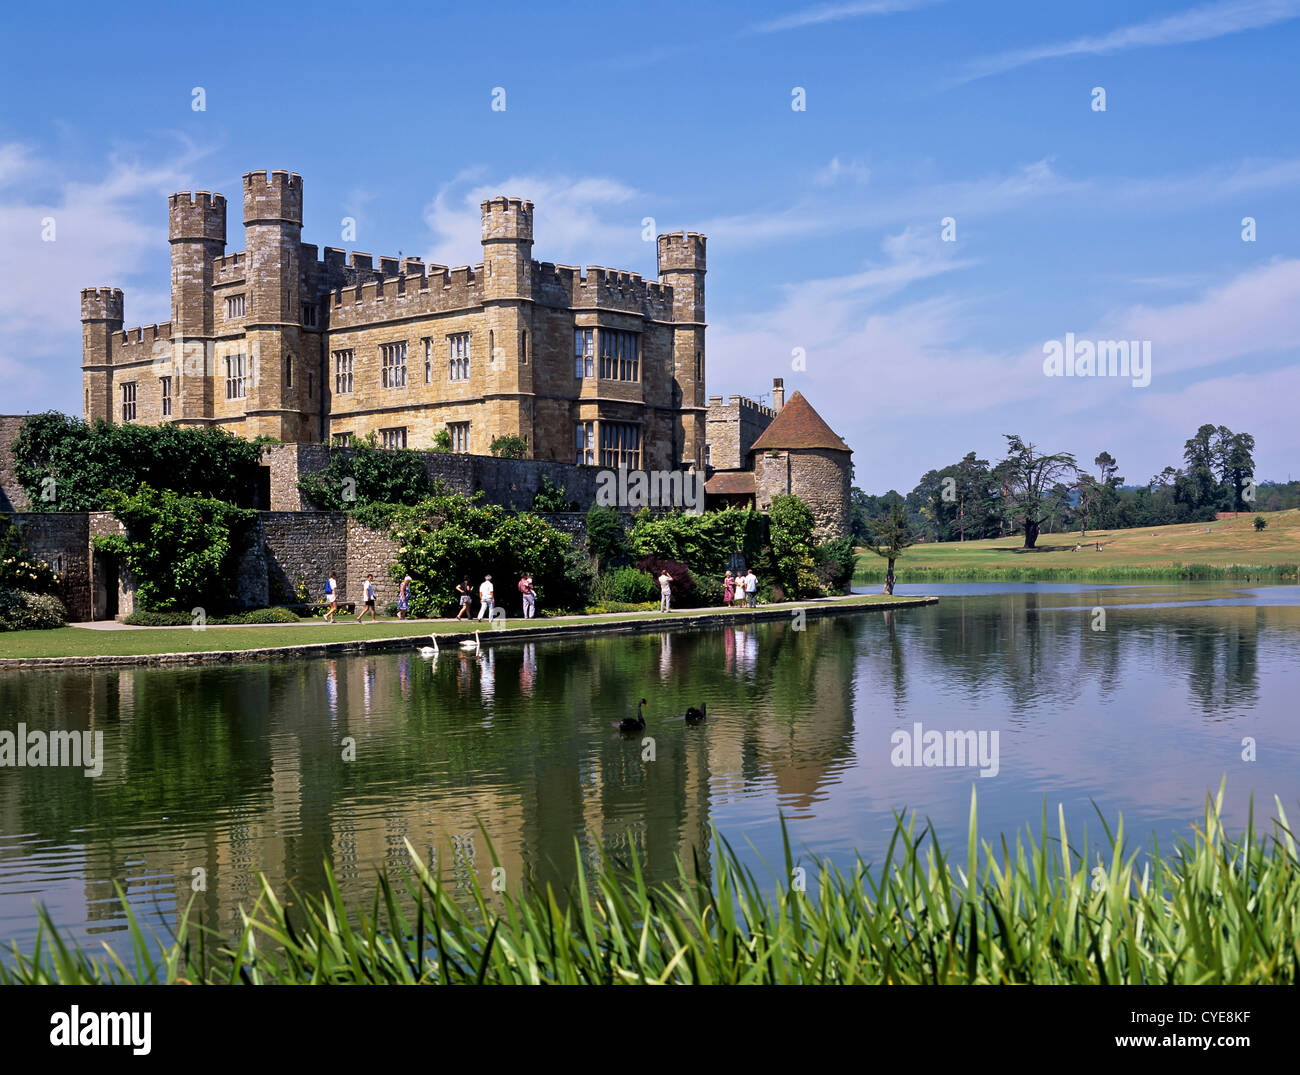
[0,513,91,620]
[704,388,776,470]
[82,171,707,471]
[704,381,852,540]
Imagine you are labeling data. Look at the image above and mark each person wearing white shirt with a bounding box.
[477,575,495,620]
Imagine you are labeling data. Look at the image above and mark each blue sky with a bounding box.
[1,0,1297,491]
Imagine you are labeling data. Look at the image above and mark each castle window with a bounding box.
[308,372,313,398]
[423,338,432,383]
[695,351,702,380]
[84,388,88,414]
[224,354,247,399]
[705,443,711,467]
[520,329,528,365]
[449,334,470,381]
[121,381,137,422]
[379,426,408,449]
[449,422,470,453]
[332,432,353,447]
[381,341,407,389]
[160,376,172,417]
[574,328,594,378]
[574,421,594,465]
[333,349,354,394]
[225,294,246,319]
[600,422,640,469]
[302,303,318,328]
[285,356,293,389]
[599,330,639,382]
[489,330,495,362]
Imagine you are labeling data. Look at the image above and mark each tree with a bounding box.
[585,503,628,571]
[863,501,915,595]
[998,435,1078,548]
[1216,428,1256,512]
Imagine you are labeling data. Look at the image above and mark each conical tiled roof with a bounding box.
[749,391,850,453]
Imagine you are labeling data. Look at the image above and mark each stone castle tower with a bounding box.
[81,170,707,470]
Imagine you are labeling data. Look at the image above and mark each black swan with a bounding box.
[614,699,648,733]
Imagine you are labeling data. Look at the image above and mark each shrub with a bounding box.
[389,492,589,616]
[0,589,67,631]
[122,606,299,626]
[813,536,856,594]
[432,429,452,453]
[532,475,575,512]
[1254,516,1268,531]
[628,507,765,581]
[13,411,266,511]
[489,435,528,459]
[298,439,430,510]
[594,566,658,604]
[584,600,659,614]
[585,504,629,570]
[93,484,258,613]
[637,556,697,606]
[768,495,821,599]
[0,521,61,596]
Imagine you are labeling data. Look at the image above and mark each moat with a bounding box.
[1,581,1297,955]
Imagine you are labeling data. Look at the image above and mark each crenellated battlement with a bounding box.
[328,264,484,329]
[243,170,303,225]
[657,230,707,273]
[81,287,125,323]
[481,196,534,243]
[533,262,675,320]
[169,191,227,242]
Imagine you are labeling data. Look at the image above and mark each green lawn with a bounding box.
[0,594,922,660]
[856,507,1300,581]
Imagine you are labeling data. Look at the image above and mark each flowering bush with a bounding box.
[0,589,66,631]
[0,522,61,595]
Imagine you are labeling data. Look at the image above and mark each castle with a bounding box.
[81,170,707,470]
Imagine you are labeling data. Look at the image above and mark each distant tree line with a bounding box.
[851,423,1290,548]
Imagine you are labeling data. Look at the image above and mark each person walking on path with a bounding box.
[722,571,735,607]
[478,575,495,620]
[744,568,758,608]
[397,575,411,620]
[659,569,674,613]
[519,573,536,619]
[325,572,339,623]
[456,578,473,620]
[362,574,379,622]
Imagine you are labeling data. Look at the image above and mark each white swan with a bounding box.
[418,634,440,658]
[460,631,480,651]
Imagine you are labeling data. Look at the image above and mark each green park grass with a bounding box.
[856,508,1300,582]
[0,593,918,661]
[4,787,1296,985]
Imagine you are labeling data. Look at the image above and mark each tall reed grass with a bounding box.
[4,788,1297,984]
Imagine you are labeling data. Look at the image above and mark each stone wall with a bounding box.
[261,510,349,602]
[0,416,29,512]
[346,517,400,606]
[0,512,91,620]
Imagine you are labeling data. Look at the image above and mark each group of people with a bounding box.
[723,568,759,608]
[453,574,537,621]
[323,564,760,621]
[657,566,759,612]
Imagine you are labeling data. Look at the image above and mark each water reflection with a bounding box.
[0,582,1297,955]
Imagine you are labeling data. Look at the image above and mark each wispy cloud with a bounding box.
[958,0,1300,83]
[0,139,209,413]
[745,0,941,35]
[422,171,648,270]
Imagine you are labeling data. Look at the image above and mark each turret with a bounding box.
[80,287,125,422]
[657,231,708,468]
[168,192,226,337]
[479,197,536,453]
[241,171,306,440]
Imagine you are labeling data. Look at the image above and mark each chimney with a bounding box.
[772,377,785,411]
